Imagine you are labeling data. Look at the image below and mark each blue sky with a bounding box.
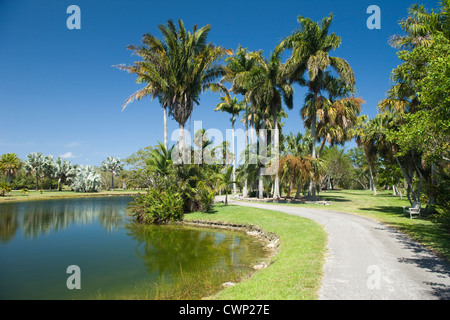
[0,0,438,166]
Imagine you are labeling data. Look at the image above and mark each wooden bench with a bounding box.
[403,202,421,219]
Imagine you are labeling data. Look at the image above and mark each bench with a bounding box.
[403,202,421,219]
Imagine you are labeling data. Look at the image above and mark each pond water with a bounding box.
[0,196,271,300]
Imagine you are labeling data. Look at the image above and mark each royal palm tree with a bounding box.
[101,156,124,191]
[240,50,293,200]
[222,46,260,197]
[115,31,172,149]
[215,95,244,193]
[24,152,46,191]
[117,19,231,154]
[0,153,22,184]
[277,13,355,199]
[156,19,231,162]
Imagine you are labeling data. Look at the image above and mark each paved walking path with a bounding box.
[224,198,450,300]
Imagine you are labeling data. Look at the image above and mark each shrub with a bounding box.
[0,183,11,196]
[129,187,184,224]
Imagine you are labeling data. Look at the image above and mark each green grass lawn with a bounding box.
[0,189,143,203]
[241,189,450,262]
[185,204,328,300]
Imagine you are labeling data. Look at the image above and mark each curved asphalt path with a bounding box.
[222,197,450,300]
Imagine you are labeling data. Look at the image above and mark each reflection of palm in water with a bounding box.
[125,222,264,278]
[0,197,133,242]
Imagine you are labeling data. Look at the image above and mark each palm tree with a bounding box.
[241,50,294,200]
[389,1,450,50]
[277,13,355,199]
[215,95,244,193]
[101,156,124,191]
[0,153,22,184]
[146,142,174,177]
[212,165,236,206]
[43,155,55,190]
[313,78,365,157]
[282,132,314,199]
[115,32,172,149]
[24,152,45,191]
[222,46,260,197]
[54,157,72,191]
[153,19,232,162]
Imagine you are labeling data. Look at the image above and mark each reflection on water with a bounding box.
[0,196,269,300]
[0,197,128,242]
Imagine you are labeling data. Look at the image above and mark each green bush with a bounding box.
[0,183,12,196]
[130,187,184,224]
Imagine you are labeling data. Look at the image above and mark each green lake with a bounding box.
[0,196,271,299]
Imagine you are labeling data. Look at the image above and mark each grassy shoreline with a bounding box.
[185,204,328,300]
[0,189,143,203]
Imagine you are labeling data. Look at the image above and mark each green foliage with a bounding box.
[0,182,12,196]
[129,187,184,224]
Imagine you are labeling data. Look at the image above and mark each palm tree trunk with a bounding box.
[111,173,114,191]
[295,178,302,199]
[273,108,280,201]
[258,120,264,199]
[179,123,185,164]
[369,166,377,195]
[163,107,168,150]
[242,106,249,198]
[231,118,237,194]
[35,172,39,191]
[309,118,317,199]
[309,94,318,200]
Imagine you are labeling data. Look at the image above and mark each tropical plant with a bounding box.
[238,50,294,200]
[277,13,356,199]
[119,19,231,161]
[0,153,22,184]
[54,157,73,191]
[215,95,244,193]
[389,1,450,49]
[0,182,12,197]
[222,46,260,197]
[24,152,46,191]
[129,187,184,224]
[71,165,102,192]
[100,156,124,190]
[211,165,237,206]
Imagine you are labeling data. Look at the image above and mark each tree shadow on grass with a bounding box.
[359,206,405,217]
[316,194,352,202]
[381,223,450,299]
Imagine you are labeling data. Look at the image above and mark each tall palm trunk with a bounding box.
[258,120,265,199]
[243,105,249,197]
[231,116,237,194]
[272,107,280,201]
[309,98,317,199]
[163,107,168,150]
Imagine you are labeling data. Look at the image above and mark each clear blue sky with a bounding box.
[0,0,438,166]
